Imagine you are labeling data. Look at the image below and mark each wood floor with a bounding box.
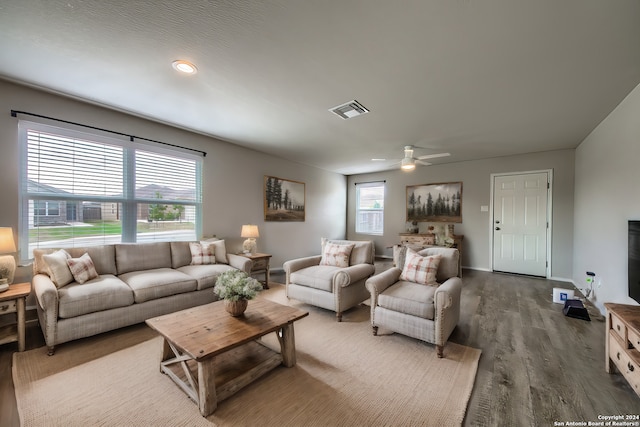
[1,267,638,426]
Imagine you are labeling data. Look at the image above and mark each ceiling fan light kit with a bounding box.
[371,145,452,172]
[401,157,416,171]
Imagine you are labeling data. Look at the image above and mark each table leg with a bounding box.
[17,297,25,352]
[279,323,297,368]
[160,338,172,371]
[198,359,217,416]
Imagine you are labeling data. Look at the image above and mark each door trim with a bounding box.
[489,169,553,278]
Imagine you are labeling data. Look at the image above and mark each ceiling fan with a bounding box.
[373,146,450,171]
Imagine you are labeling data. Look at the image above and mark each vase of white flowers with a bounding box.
[213,270,263,316]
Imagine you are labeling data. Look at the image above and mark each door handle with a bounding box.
[495,227,501,231]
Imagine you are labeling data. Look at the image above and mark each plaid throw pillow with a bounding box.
[189,241,216,265]
[319,242,355,268]
[67,253,99,285]
[399,248,441,285]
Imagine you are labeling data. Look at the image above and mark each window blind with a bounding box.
[19,121,202,260]
[355,181,385,235]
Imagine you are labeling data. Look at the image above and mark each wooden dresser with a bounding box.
[604,303,640,398]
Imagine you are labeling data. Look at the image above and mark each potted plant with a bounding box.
[213,270,263,316]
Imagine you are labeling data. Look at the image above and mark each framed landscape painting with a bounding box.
[406,181,462,223]
[264,176,305,221]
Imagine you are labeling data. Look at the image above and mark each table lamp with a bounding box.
[241,225,259,254]
[0,227,17,292]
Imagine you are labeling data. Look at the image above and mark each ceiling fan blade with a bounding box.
[416,159,431,166]
[416,152,450,160]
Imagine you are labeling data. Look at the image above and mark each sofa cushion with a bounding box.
[58,274,134,319]
[177,264,237,290]
[118,268,197,303]
[42,249,73,288]
[400,249,441,286]
[66,246,118,276]
[67,253,99,285]
[320,242,355,268]
[290,265,343,292]
[189,241,216,265]
[378,280,436,320]
[116,242,172,275]
[170,241,192,268]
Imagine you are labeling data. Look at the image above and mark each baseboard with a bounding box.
[461,266,491,272]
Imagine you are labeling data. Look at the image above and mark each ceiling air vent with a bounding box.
[329,100,369,119]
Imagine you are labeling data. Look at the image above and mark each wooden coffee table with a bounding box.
[146,299,308,416]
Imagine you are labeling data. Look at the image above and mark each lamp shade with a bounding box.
[241,225,260,239]
[0,227,16,254]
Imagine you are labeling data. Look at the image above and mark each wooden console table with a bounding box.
[399,232,463,250]
[604,303,640,398]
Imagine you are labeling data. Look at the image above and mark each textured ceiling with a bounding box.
[1,1,639,175]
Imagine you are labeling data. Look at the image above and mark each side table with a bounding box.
[239,253,272,289]
[0,282,31,352]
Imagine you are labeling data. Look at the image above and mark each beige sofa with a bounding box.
[32,241,251,355]
[283,239,375,321]
[365,246,462,358]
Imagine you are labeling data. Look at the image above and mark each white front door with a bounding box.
[492,172,549,277]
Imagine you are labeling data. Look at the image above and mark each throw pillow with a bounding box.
[189,241,216,265]
[319,242,355,268]
[400,248,441,285]
[67,253,99,285]
[43,249,73,288]
[202,238,228,264]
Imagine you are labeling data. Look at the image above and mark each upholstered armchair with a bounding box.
[365,246,462,358]
[283,239,375,321]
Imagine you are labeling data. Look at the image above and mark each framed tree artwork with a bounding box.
[264,176,305,221]
[406,181,462,223]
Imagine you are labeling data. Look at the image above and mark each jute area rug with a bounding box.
[13,284,481,427]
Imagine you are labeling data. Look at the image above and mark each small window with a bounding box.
[356,182,384,235]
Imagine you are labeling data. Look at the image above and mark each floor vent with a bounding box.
[328,100,369,119]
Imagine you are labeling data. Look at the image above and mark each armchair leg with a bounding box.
[336,312,342,322]
[436,345,443,358]
[372,326,378,336]
[47,346,55,356]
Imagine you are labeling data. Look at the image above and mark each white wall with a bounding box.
[347,149,575,280]
[574,82,640,311]
[0,79,346,283]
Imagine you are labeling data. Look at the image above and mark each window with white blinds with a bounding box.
[355,182,385,235]
[19,121,202,260]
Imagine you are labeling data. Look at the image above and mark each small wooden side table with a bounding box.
[239,253,272,289]
[0,282,31,352]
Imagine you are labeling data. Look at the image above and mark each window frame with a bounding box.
[18,120,203,261]
[355,181,385,236]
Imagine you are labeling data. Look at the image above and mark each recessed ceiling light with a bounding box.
[172,60,197,75]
